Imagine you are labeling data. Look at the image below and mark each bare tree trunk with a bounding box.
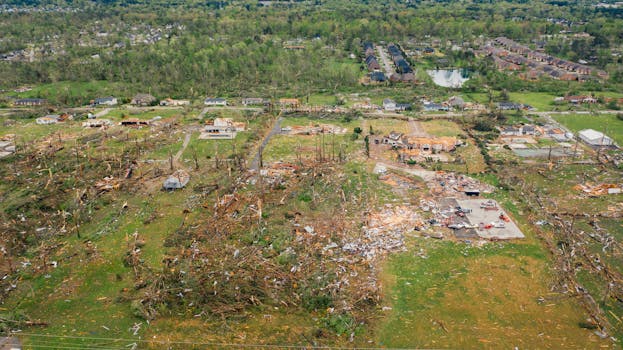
[191,146,199,170]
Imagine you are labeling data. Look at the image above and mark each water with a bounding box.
[427,69,470,88]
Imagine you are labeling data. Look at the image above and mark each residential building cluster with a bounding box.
[485,37,608,81]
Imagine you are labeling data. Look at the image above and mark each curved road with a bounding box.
[250,116,283,171]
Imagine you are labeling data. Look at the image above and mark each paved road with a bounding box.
[203,106,264,112]
[375,45,394,77]
[364,110,469,118]
[94,108,112,118]
[196,107,209,120]
[250,116,283,171]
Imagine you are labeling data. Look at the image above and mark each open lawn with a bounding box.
[377,240,610,349]
[508,92,557,111]
[263,116,362,163]
[367,118,410,135]
[553,114,623,145]
[464,92,489,104]
[106,108,185,121]
[5,81,135,106]
[0,120,79,143]
[263,133,360,163]
[421,120,465,137]
[280,115,361,129]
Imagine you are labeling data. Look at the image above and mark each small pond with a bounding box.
[427,69,470,88]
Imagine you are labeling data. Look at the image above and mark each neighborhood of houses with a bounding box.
[485,36,609,81]
[362,41,416,84]
[14,91,619,155]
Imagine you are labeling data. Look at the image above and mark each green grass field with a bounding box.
[508,92,557,111]
[377,239,608,349]
[262,116,362,163]
[553,114,623,145]
[421,120,465,137]
[105,108,184,121]
[7,81,134,106]
[367,119,410,135]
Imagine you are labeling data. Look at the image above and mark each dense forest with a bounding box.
[1,0,623,102]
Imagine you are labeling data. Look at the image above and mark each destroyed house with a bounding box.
[446,96,465,109]
[213,118,245,131]
[382,131,403,146]
[82,119,112,128]
[14,98,46,106]
[160,98,190,106]
[121,118,150,126]
[278,98,300,107]
[242,97,268,106]
[402,136,457,152]
[564,95,597,104]
[204,97,227,106]
[131,93,156,106]
[201,118,245,139]
[522,125,537,135]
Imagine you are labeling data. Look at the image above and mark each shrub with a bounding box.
[323,313,357,336]
[474,120,493,132]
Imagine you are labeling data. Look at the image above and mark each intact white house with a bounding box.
[94,97,118,106]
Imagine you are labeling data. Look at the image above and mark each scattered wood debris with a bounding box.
[574,183,623,196]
